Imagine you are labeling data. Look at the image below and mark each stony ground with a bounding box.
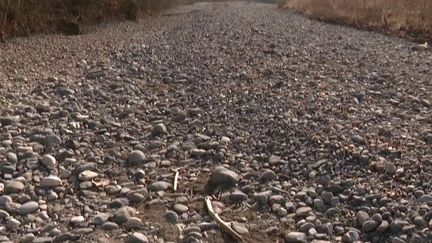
[0,1,431,243]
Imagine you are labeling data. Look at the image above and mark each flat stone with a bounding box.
[418,195,432,203]
[40,175,62,187]
[296,207,312,216]
[70,215,85,224]
[78,170,98,181]
[149,181,172,192]
[125,217,143,229]
[33,237,53,243]
[101,222,119,231]
[232,222,249,234]
[127,232,149,243]
[173,203,189,213]
[18,201,39,215]
[5,180,24,193]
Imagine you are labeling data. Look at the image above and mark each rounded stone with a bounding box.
[285,232,307,243]
[127,232,149,243]
[42,154,57,167]
[127,150,146,165]
[18,201,39,215]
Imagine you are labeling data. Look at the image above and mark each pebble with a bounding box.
[78,170,98,181]
[127,150,146,165]
[164,210,179,224]
[5,180,24,193]
[40,175,62,187]
[342,231,360,243]
[114,206,136,224]
[127,232,149,243]
[296,207,312,216]
[101,222,119,231]
[285,232,307,243]
[18,201,39,215]
[42,154,57,167]
[149,181,172,192]
[208,166,240,188]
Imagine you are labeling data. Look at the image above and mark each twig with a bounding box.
[173,169,179,192]
[204,196,244,242]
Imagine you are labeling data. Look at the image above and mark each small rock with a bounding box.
[362,220,378,232]
[285,232,307,243]
[6,217,21,230]
[232,222,249,234]
[254,190,272,205]
[173,204,189,213]
[385,163,397,175]
[78,170,98,181]
[42,154,57,167]
[164,210,179,224]
[149,181,171,192]
[70,215,85,224]
[40,175,62,187]
[18,201,39,215]
[101,222,119,231]
[127,150,146,165]
[33,237,54,243]
[260,169,277,181]
[127,232,149,243]
[342,231,360,243]
[5,180,24,193]
[114,206,136,224]
[296,207,312,216]
[356,210,370,225]
[152,123,167,136]
[208,166,240,189]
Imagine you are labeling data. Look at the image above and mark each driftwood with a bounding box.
[204,196,243,242]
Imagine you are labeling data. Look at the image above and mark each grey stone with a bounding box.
[18,201,39,215]
[42,154,57,167]
[285,232,307,243]
[40,175,62,187]
[356,210,370,225]
[296,207,312,216]
[114,206,136,224]
[362,220,378,232]
[164,210,179,224]
[5,180,24,193]
[151,123,167,136]
[127,232,149,243]
[342,231,360,243]
[33,237,53,243]
[254,190,272,205]
[101,222,119,231]
[260,169,277,181]
[94,213,110,225]
[127,150,146,165]
[149,181,172,192]
[209,166,240,188]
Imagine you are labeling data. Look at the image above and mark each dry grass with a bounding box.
[0,0,186,39]
[282,0,432,42]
